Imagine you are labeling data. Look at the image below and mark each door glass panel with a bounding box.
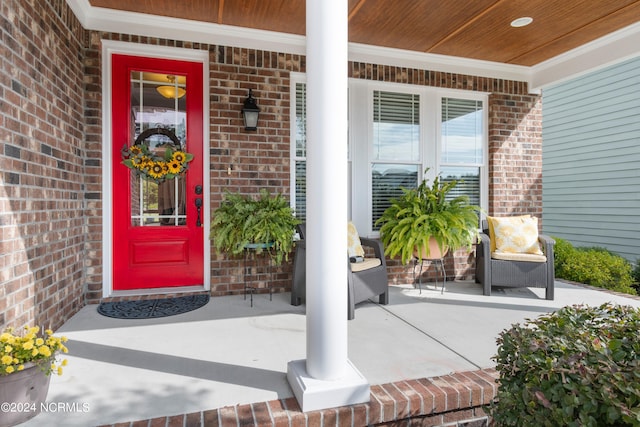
[129,71,187,226]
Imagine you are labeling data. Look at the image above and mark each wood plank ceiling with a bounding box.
[89,0,640,66]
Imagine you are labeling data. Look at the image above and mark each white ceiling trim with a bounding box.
[348,43,533,84]
[530,21,640,91]
[67,0,640,91]
[66,1,307,55]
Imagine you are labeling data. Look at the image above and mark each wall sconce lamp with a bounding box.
[242,89,260,131]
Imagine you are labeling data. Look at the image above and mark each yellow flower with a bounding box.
[57,366,64,376]
[149,162,166,179]
[38,346,51,357]
[167,160,182,174]
[1,326,69,377]
[172,151,186,164]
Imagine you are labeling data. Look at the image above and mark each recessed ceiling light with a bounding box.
[511,17,533,27]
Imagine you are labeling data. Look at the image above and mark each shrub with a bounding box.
[552,237,575,271]
[633,259,640,290]
[490,303,640,426]
[553,237,636,295]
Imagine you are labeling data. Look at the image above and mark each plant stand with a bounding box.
[413,257,446,294]
[0,363,51,427]
[243,243,274,306]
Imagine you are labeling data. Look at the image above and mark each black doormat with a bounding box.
[97,294,210,319]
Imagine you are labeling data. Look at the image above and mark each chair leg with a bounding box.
[379,291,389,305]
[291,294,301,306]
[546,284,554,300]
[483,282,491,296]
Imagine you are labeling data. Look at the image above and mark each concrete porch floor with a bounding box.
[23,280,640,426]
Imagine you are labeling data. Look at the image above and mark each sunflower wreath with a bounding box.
[121,128,194,183]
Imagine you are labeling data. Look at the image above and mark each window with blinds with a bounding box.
[289,79,487,235]
[371,91,420,229]
[441,98,483,164]
[294,83,307,219]
[295,83,307,158]
[441,98,483,214]
[440,166,480,206]
[373,91,420,161]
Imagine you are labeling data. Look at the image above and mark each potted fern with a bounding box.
[376,170,481,265]
[210,189,300,266]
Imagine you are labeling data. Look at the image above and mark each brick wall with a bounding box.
[208,47,305,296]
[0,0,87,331]
[489,94,543,218]
[82,35,542,303]
[98,368,499,427]
[1,3,543,321]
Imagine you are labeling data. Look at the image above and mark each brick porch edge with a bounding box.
[101,368,499,427]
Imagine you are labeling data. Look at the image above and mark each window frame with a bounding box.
[290,74,489,238]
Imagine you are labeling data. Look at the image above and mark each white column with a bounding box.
[287,0,370,412]
[305,0,348,380]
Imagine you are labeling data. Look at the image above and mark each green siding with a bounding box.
[542,56,640,261]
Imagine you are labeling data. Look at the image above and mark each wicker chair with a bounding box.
[291,223,389,319]
[475,220,555,300]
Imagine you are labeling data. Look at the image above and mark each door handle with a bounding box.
[195,198,203,227]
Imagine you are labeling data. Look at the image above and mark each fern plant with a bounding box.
[210,189,301,265]
[376,171,481,264]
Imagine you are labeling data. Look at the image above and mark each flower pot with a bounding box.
[0,362,51,427]
[413,237,448,260]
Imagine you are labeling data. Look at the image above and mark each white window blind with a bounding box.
[371,91,420,229]
[441,98,483,164]
[440,97,483,216]
[373,91,420,161]
[294,83,307,220]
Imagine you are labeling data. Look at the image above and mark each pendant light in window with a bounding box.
[157,75,186,99]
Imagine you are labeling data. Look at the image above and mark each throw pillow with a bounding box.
[487,215,543,255]
[347,222,365,257]
[487,214,530,252]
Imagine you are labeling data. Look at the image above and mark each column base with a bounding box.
[286,359,370,412]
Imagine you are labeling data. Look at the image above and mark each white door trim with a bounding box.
[101,40,210,297]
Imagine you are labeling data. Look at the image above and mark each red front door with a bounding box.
[111,54,204,291]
